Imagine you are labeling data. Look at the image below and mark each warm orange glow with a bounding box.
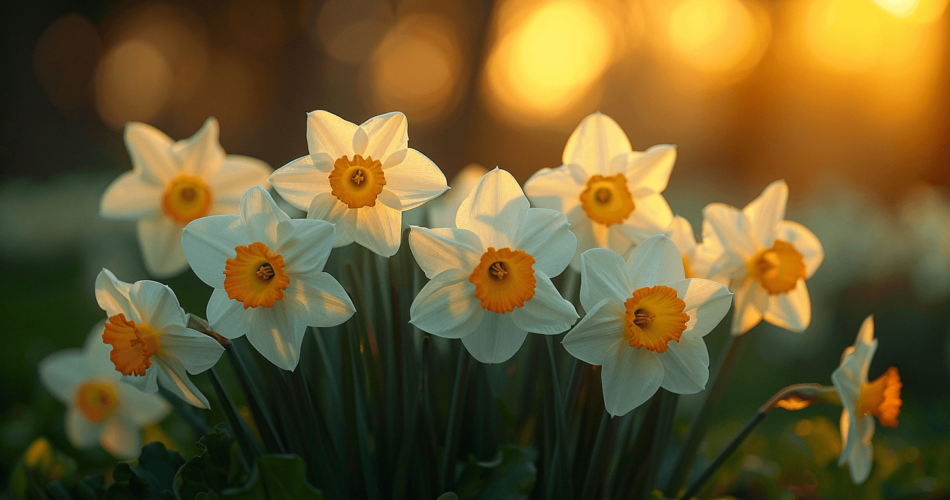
[874,0,922,17]
[95,40,173,129]
[805,0,886,72]
[666,0,769,76]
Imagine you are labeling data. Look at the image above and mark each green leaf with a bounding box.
[174,425,245,500]
[112,442,186,500]
[436,494,460,500]
[454,445,537,500]
[219,455,323,500]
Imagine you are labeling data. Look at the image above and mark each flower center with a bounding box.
[74,381,119,423]
[748,240,806,294]
[623,285,690,353]
[470,247,537,313]
[224,242,290,309]
[102,313,162,377]
[162,174,213,225]
[579,174,636,226]
[328,154,387,209]
[857,367,902,428]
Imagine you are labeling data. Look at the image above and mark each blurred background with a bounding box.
[2,0,950,497]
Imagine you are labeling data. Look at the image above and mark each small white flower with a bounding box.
[408,168,578,364]
[182,186,355,370]
[666,215,721,281]
[424,164,489,229]
[524,112,676,270]
[39,323,171,459]
[562,235,733,416]
[831,316,902,484]
[268,111,448,257]
[702,180,824,335]
[100,118,272,277]
[95,269,225,409]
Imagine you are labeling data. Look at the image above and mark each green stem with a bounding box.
[206,367,261,468]
[579,410,611,500]
[440,345,471,492]
[545,336,574,500]
[643,390,678,499]
[225,343,285,454]
[563,359,584,422]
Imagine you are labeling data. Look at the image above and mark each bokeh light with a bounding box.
[94,40,173,128]
[314,0,393,65]
[804,0,886,72]
[665,0,770,78]
[33,14,101,111]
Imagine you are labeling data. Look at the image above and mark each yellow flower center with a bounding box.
[623,285,690,353]
[579,174,636,226]
[224,242,290,309]
[469,247,537,313]
[748,240,806,294]
[103,313,162,377]
[857,367,902,428]
[328,155,387,209]
[162,174,213,225]
[74,381,119,423]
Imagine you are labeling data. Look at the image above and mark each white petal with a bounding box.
[207,289,248,339]
[742,180,788,249]
[381,149,448,210]
[562,112,632,174]
[668,278,733,337]
[99,172,162,220]
[523,163,587,214]
[568,206,609,271]
[621,193,675,243]
[116,385,171,426]
[287,272,356,327]
[240,186,289,246]
[731,282,766,335]
[39,349,93,402]
[763,279,811,332]
[174,117,224,178]
[360,111,409,161]
[515,208,576,278]
[667,216,697,256]
[267,155,332,211]
[95,269,140,321]
[83,321,121,378]
[129,280,186,329]
[579,248,632,313]
[307,193,355,247]
[102,418,143,460]
[276,219,335,275]
[307,110,358,161]
[461,313,528,364]
[832,355,865,419]
[658,335,709,394]
[625,234,686,288]
[182,214,244,288]
[245,297,309,371]
[510,273,578,334]
[844,414,875,484]
[622,145,677,197]
[124,122,177,184]
[775,220,823,278]
[702,202,758,260]
[159,327,225,374]
[136,215,189,278]
[155,356,210,409]
[409,269,483,338]
[427,164,489,228]
[66,408,103,449]
[455,168,529,250]
[122,368,159,394]
[352,202,403,257]
[601,345,663,417]
[408,226,483,279]
[208,154,272,205]
[561,298,626,366]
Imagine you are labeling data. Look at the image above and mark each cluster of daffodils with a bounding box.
[36,109,900,488]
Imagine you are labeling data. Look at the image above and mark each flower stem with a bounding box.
[579,409,612,500]
[544,335,574,500]
[643,390,679,499]
[440,344,471,492]
[225,341,286,454]
[206,367,262,468]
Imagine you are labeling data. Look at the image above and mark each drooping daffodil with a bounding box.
[39,323,171,459]
[831,316,902,484]
[182,186,355,370]
[96,269,225,409]
[268,110,448,257]
[524,112,676,270]
[562,235,733,416]
[100,118,272,277]
[702,180,824,335]
[408,168,578,363]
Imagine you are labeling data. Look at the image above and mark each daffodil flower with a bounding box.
[100,118,272,277]
[702,180,824,335]
[667,215,721,281]
[408,168,578,364]
[268,111,448,257]
[523,112,676,270]
[182,186,355,370]
[562,235,733,416]
[425,164,488,229]
[95,269,225,409]
[831,316,902,484]
[38,323,171,459]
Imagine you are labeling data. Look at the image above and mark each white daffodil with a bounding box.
[39,322,171,459]
[100,118,272,278]
[425,164,488,229]
[95,269,225,409]
[666,215,721,281]
[702,180,824,335]
[408,168,578,364]
[562,235,733,416]
[524,112,676,270]
[831,316,902,484]
[182,186,355,370]
[268,111,448,257]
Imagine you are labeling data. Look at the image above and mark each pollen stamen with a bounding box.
[490,262,507,279]
[329,155,386,208]
[224,242,290,308]
[470,248,537,313]
[256,263,275,280]
[352,169,365,185]
[623,285,690,353]
[633,309,655,326]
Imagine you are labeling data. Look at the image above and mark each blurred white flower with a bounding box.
[423,164,488,229]
[666,215,722,281]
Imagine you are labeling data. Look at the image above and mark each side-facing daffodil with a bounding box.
[426,164,488,229]
[702,180,824,335]
[39,323,171,459]
[666,215,720,281]
[268,111,448,257]
[100,118,272,277]
[181,186,355,370]
[408,168,578,363]
[523,112,676,270]
[831,316,902,484]
[562,235,733,416]
[96,269,225,408]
